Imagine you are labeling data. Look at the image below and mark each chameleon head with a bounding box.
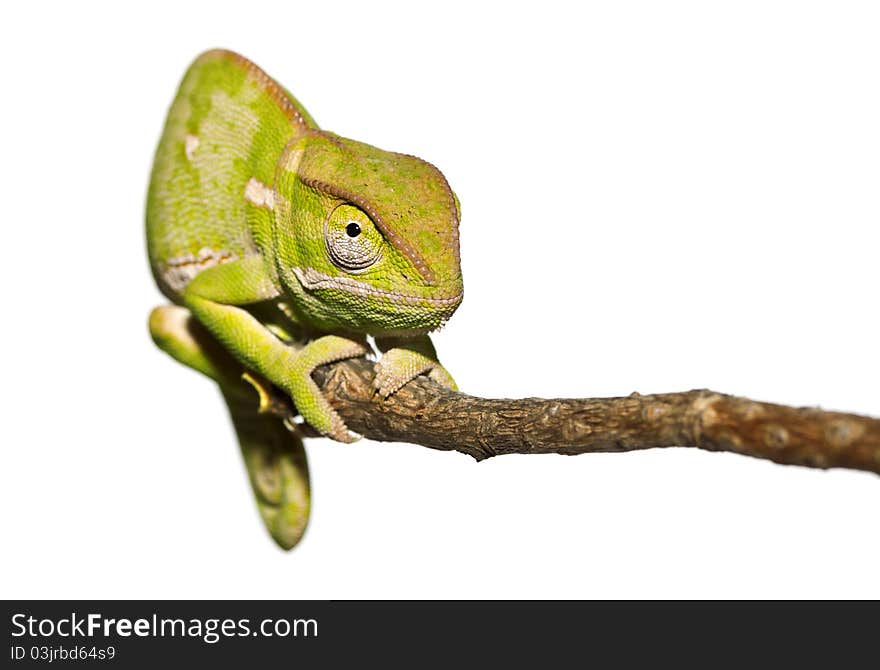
[272,131,463,336]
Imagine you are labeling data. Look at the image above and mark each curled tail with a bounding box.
[150,305,310,549]
[221,385,310,549]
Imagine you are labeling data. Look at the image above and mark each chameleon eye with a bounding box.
[325,204,382,272]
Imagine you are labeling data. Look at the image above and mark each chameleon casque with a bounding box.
[147,49,463,549]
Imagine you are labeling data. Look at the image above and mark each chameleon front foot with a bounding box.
[307,405,361,444]
[285,335,369,443]
[374,336,457,398]
[242,370,356,441]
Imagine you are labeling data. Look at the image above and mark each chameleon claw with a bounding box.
[325,416,361,444]
[373,364,410,398]
[241,371,275,413]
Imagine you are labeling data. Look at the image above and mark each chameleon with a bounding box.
[146,49,463,549]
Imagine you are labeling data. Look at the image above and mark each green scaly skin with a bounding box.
[146,50,463,549]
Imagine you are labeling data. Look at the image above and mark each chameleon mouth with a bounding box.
[292,267,463,309]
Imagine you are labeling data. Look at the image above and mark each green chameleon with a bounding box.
[146,49,463,549]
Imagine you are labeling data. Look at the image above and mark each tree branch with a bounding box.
[259,358,880,475]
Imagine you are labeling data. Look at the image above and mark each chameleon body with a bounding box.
[146,50,463,549]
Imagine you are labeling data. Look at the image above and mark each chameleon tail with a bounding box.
[149,305,310,549]
[221,384,311,550]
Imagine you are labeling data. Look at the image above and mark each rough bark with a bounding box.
[258,358,880,475]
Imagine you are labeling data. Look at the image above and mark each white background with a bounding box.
[1,1,878,599]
